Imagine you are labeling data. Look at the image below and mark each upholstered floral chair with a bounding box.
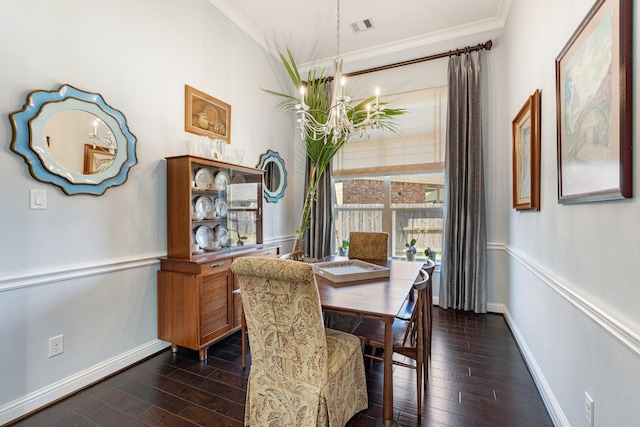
[325,231,390,334]
[347,231,389,261]
[231,257,368,426]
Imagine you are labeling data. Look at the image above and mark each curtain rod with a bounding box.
[343,40,493,78]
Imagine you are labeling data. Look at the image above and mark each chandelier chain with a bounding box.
[336,0,341,58]
[294,0,384,144]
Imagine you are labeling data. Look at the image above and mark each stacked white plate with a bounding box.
[194,225,216,250]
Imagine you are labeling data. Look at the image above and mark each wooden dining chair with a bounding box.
[232,257,368,426]
[396,261,436,357]
[353,268,431,417]
[347,231,389,261]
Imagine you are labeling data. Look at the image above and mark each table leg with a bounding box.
[381,318,396,426]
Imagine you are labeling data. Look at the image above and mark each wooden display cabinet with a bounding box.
[158,155,279,360]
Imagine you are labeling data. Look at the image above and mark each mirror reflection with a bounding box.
[264,161,281,193]
[43,110,116,175]
[9,84,137,196]
[257,150,287,203]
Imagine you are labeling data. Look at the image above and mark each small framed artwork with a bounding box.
[84,145,116,174]
[512,89,541,211]
[555,0,632,203]
[185,85,231,144]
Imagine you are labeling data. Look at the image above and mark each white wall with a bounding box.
[6,1,636,425]
[504,1,640,425]
[0,4,510,421]
[0,0,297,423]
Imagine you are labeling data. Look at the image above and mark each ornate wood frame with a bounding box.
[512,89,541,211]
[555,0,633,203]
[185,85,231,144]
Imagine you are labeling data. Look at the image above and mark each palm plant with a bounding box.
[264,49,405,252]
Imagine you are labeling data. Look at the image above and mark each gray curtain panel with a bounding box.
[439,50,488,313]
[303,78,335,260]
[303,161,334,259]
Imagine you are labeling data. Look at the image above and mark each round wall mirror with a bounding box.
[257,150,287,203]
[10,84,137,196]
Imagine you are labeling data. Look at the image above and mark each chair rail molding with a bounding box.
[505,246,640,357]
[0,254,163,292]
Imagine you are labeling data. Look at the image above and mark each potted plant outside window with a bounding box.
[405,239,417,262]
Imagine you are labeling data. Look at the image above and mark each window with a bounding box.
[334,174,443,261]
[333,86,447,261]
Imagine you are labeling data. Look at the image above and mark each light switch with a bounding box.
[30,189,47,209]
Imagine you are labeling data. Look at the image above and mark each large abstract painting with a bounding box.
[555,0,632,202]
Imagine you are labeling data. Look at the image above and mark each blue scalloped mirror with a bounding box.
[10,84,137,196]
[257,150,287,203]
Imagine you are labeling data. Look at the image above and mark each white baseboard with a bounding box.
[431,296,504,314]
[503,308,569,427]
[0,340,170,425]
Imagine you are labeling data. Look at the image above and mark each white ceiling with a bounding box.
[208,0,510,69]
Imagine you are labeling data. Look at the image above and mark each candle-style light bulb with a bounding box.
[375,87,380,108]
[299,86,306,108]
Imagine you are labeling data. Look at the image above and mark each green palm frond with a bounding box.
[263,49,406,246]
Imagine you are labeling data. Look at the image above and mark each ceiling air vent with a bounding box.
[350,18,374,33]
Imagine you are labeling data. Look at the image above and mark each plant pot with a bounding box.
[405,252,416,262]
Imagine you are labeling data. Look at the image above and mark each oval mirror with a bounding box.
[10,84,137,196]
[257,150,287,203]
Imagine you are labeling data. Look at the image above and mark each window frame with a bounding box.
[333,173,443,261]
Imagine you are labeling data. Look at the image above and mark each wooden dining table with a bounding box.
[314,255,424,427]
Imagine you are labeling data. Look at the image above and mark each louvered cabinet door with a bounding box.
[198,267,232,355]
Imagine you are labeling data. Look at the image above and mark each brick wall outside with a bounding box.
[343,180,427,204]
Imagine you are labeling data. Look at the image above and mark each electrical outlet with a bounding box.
[49,335,64,357]
[584,391,594,426]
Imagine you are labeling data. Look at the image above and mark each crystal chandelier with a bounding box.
[295,0,384,143]
[89,119,116,153]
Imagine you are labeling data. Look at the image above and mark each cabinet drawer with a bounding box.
[161,257,232,275]
[236,247,280,259]
[198,258,233,275]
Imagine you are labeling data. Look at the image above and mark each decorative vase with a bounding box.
[406,251,415,262]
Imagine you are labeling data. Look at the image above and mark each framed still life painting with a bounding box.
[185,85,231,144]
[555,0,632,203]
[84,144,116,174]
[513,90,541,211]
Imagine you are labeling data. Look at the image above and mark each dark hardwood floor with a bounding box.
[9,308,553,426]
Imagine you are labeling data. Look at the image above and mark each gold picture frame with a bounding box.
[512,89,541,211]
[83,144,116,174]
[185,84,231,143]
